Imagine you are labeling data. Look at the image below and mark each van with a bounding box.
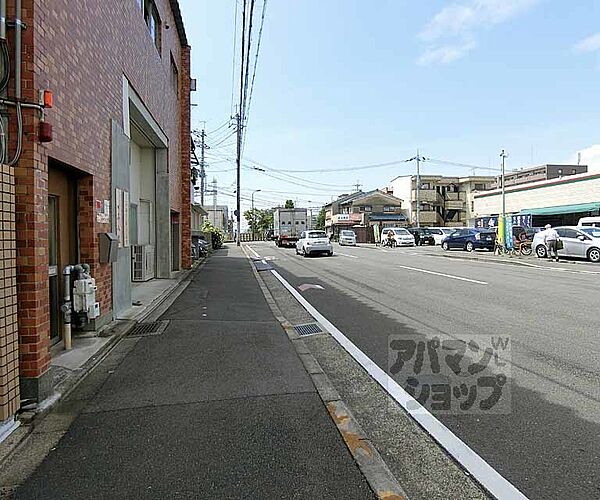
[577,217,600,227]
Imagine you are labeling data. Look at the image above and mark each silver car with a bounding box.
[296,230,334,257]
[339,230,357,246]
[533,226,600,263]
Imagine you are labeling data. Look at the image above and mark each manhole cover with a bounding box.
[128,320,169,337]
[293,323,324,337]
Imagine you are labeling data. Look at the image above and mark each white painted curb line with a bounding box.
[270,267,528,500]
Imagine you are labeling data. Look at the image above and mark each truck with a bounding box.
[273,208,308,247]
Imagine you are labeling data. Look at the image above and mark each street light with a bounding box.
[251,189,261,241]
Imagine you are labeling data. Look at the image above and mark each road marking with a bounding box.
[269,268,528,500]
[246,245,261,258]
[298,283,324,291]
[337,252,358,259]
[396,264,488,285]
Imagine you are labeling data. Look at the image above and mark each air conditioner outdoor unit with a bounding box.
[131,245,155,282]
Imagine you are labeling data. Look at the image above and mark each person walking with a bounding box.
[543,223,560,262]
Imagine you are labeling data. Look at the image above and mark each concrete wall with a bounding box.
[473,174,600,216]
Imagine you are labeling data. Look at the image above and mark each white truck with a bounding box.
[273,208,308,247]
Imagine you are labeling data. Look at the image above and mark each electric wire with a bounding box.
[242,0,267,153]
[230,0,239,117]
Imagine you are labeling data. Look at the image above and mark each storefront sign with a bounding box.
[475,214,531,228]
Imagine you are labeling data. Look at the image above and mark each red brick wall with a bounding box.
[180,45,191,269]
[11,0,190,383]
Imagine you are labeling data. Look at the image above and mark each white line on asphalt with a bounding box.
[337,252,358,259]
[269,268,528,500]
[396,264,488,285]
[246,245,261,258]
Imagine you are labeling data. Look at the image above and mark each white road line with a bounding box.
[337,252,358,259]
[245,245,261,258]
[396,264,488,285]
[269,268,528,500]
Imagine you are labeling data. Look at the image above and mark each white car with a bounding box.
[339,230,357,246]
[381,227,415,247]
[533,226,600,263]
[296,230,334,257]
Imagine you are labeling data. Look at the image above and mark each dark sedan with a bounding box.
[441,228,495,252]
[408,227,436,246]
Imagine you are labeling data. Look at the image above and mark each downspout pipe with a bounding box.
[62,266,73,350]
[15,0,20,98]
[61,264,91,350]
[0,0,6,40]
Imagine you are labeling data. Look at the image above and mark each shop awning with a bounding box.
[520,202,600,216]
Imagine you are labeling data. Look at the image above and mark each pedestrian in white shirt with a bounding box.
[543,223,560,262]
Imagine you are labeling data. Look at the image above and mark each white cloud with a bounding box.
[417,41,476,65]
[418,0,539,65]
[570,145,600,172]
[574,33,600,53]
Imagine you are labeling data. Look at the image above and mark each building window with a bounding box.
[571,169,577,175]
[144,0,161,52]
[420,182,431,190]
[358,205,372,212]
[383,205,395,212]
[170,53,179,97]
[474,183,486,190]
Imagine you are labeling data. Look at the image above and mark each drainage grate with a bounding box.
[293,323,324,337]
[128,320,169,337]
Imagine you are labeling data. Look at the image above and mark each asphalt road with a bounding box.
[248,241,600,500]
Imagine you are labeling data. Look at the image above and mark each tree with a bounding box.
[315,207,326,230]
[244,208,274,237]
[284,199,295,209]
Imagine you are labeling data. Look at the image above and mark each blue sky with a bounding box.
[180,0,600,213]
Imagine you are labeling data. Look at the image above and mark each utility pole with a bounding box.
[235,111,242,246]
[405,151,427,228]
[212,177,218,228]
[251,189,261,240]
[353,180,362,192]
[500,150,508,219]
[416,150,421,228]
[200,128,206,206]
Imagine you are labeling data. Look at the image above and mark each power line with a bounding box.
[242,0,267,152]
[230,0,239,116]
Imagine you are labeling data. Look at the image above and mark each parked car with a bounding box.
[578,216,600,227]
[533,226,600,262]
[408,227,435,246]
[296,230,334,257]
[426,227,449,245]
[381,227,415,247]
[339,230,357,246]
[441,228,495,252]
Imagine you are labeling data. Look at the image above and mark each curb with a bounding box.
[242,245,409,500]
[0,257,206,469]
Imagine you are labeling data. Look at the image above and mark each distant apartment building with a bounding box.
[0,0,192,427]
[493,164,588,188]
[324,190,406,241]
[389,175,495,227]
[203,205,229,233]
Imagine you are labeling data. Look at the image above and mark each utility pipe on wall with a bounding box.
[61,264,91,350]
[0,0,6,39]
[14,0,20,98]
[62,266,73,350]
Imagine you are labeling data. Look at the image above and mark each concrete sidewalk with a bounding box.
[9,246,373,499]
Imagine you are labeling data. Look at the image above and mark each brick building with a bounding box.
[0,0,192,425]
